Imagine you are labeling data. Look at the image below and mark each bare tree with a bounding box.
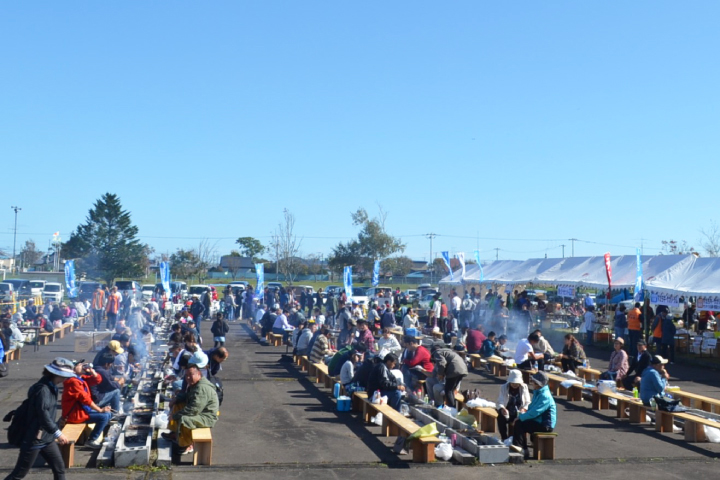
[270,209,303,284]
[306,254,324,282]
[700,221,720,257]
[195,239,219,284]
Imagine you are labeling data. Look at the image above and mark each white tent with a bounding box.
[645,256,720,297]
[439,260,525,286]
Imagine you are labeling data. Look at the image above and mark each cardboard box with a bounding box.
[74,332,94,353]
[93,331,112,352]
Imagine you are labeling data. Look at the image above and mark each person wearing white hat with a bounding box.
[640,355,670,406]
[4,358,76,480]
[496,369,531,441]
[510,371,556,459]
[162,351,218,455]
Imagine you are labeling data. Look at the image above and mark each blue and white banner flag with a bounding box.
[441,251,453,280]
[634,248,644,302]
[372,260,380,287]
[160,261,171,297]
[456,252,466,280]
[474,250,484,282]
[64,260,78,298]
[256,263,264,296]
[343,266,353,298]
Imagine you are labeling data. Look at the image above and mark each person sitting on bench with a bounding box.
[557,334,586,373]
[620,340,652,390]
[91,354,124,416]
[428,341,467,408]
[514,333,544,370]
[510,371,556,459]
[640,355,670,406]
[162,352,219,455]
[600,338,628,382]
[496,369,531,441]
[366,353,406,411]
[62,360,112,449]
[401,336,433,393]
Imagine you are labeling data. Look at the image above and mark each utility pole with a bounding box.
[11,206,21,274]
[426,233,436,283]
[494,248,500,260]
[569,238,577,257]
[561,244,566,258]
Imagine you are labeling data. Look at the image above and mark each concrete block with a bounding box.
[452,447,477,465]
[477,444,509,464]
[508,452,525,464]
[156,429,173,467]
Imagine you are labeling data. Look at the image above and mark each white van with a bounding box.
[29,280,47,297]
[43,282,64,303]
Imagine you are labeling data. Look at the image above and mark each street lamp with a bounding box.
[11,206,21,274]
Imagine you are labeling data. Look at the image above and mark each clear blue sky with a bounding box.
[2,1,719,263]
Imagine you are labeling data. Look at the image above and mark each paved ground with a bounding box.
[1,318,719,479]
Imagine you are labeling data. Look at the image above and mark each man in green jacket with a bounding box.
[163,351,219,455]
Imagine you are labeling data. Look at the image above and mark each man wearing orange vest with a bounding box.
[92,285,105,332]
[627,302,643,356]
[105,286,120,330]
[651,305,667,353]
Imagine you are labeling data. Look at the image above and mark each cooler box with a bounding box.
[337,396,351,412]
[74,331,94,353]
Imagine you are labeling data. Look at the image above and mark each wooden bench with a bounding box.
[672,412,720,442]
[593,391,647,423]
[38,331,54,345]
[670,390,720,413]
[532,432,558,460]
[53,327,63,340]
[61,322,74,335]
[5,347,20,361]
[191,427,213,465]
[544,373,582,401]
[359,394,440,463]
[577,366,602,382]
[269,333,283,347]
[59,423,95,468]
[312,362,336,389]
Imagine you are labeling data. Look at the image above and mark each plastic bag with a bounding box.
[155,412,169,429]
[560,380,581,389]
[503,437,513,446]
[705,425,720,443]
[439,406,458,417]
[466,398,496,409]
[435,442,453,461]
[457,408,477,427]
[406,422,439,444]
[371,413,384,426]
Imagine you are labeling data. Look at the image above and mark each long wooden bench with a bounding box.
[53,327,63,340]
[356,392,440,463]
[5,347,20,361]
[61,322,74,335]
[191,427,213,465]
[592,391,647,423]
[38,331,54,345]
[670,390,720,413]
[59,423,95,468]
[672,412,720,442]
[577,366,602,382]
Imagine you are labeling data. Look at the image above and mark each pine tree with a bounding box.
[63,193,147,285]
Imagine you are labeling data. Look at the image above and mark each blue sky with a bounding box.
[2,1,719,263]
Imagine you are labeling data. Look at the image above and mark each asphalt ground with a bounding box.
[1,318,719,479]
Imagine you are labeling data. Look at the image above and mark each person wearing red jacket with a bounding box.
[61,361,112,449]
[401,336,434,392]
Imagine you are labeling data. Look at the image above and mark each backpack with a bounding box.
[3,383,45,447]
[207,375,224,406]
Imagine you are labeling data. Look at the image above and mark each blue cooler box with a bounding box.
[337,396,351,412]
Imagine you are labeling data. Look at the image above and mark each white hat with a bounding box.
[507,369,524,385]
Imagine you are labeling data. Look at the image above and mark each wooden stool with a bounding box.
[532,432,557,460]
[191,428,213,465]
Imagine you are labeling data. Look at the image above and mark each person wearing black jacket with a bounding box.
[366,353,405,411]
[91,354,124,414]
[5,358,76,480]
[621,340,652,390]
[351,355,381,391]
[210,313,230,348]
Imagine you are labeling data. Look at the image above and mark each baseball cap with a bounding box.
[651,355,668,365]
[108,340,125,354]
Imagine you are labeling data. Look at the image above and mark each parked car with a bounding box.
[29,280,46,297]
[400,289,418,305]
[171,281,188,299]
[188,284,211,298]
[2,279,32,299]
[115,280,143,303]
[366,287,393,305]
[78,281,102,302]
[43,282,65,303]
[418,293,436,310]
[230,281,249,288]
[266,282,283,290]
[326,285,343,296]
[0,282,14,302]
[349,286,369,305]
[141,284,155,301]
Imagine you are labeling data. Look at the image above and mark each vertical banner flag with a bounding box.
[343,266,353,298]
[64,260,78,298]
[372,260,380,287]
[634,248,644,302]
[474,250,484,282]
[255,263,264,296]
[456,252,466,280]
[441,251,453,280]
[604,252,612,299]
[160,261,171,297]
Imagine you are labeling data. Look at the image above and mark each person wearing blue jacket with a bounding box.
[640,355,669,406]
[510,371,556,459]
